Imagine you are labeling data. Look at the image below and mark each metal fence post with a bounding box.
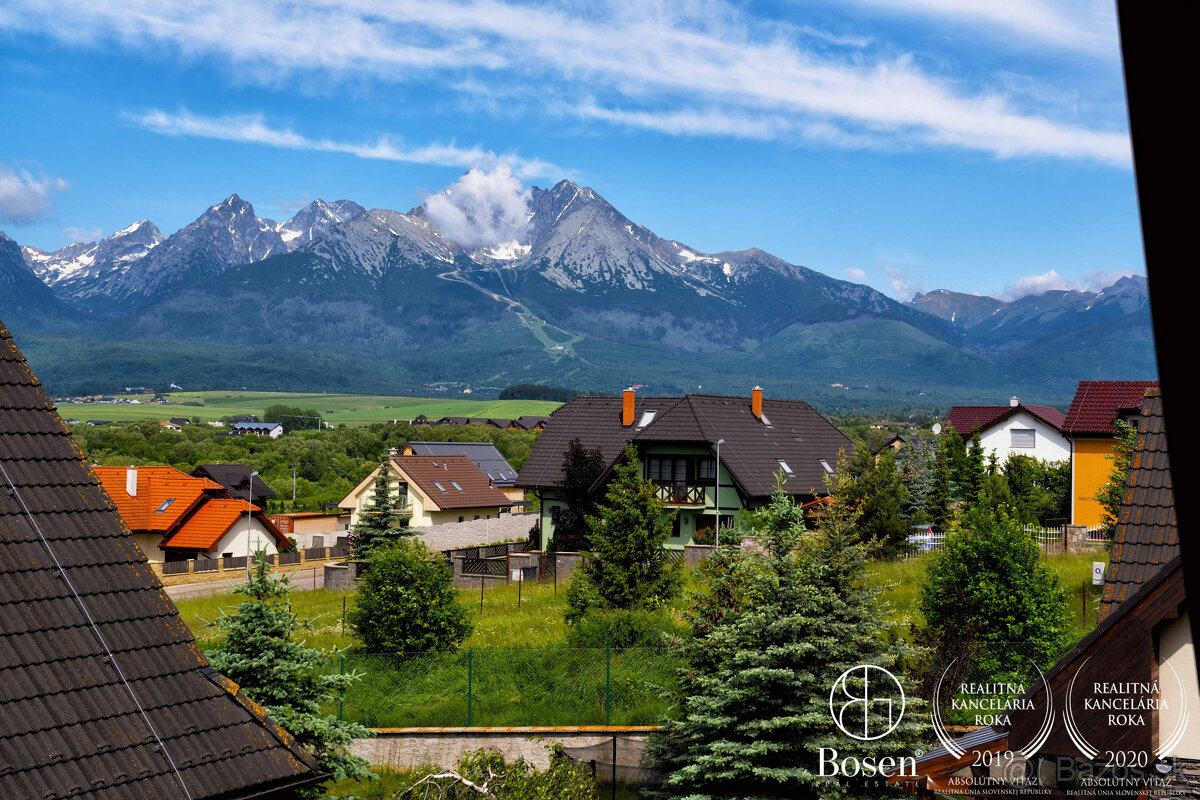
[605,647,611,725]
[467,648,473,727]
[338,654,345,721]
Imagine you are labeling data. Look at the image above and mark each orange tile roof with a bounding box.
[160,499,287,552]
[93,465,223,532]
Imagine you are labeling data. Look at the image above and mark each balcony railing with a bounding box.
[653,483,708,506]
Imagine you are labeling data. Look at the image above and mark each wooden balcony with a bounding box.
[653,483,708,506]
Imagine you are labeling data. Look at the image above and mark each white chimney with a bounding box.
[126,467,138,497]
[1010,396,1019,407]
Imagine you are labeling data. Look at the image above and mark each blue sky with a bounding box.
[0,0,1141,301]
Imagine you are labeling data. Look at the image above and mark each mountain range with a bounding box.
[0,181,1154,407]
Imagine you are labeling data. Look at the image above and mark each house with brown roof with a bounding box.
[339,454,514,527]
[403,441,526,505]
[93,465,290,562]
[517,387,851,549]
[946,396,1069,464]
[1063,379,1158,525]
[0,320,324,798]
[191,463,277,507]
[890,387,1199,797]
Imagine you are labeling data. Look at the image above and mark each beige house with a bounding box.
[269,511,352,548]
[340,455,514,527]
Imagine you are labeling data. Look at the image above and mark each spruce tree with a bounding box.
[647,475,924,799]
[962,431,986,500]
[206,554,372,794]
[565,444,680,622]
[551,437,605,551]
[928,447,952,530]
[348,460,411,560]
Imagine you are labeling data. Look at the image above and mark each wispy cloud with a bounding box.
[2,0,1130,167]
[63,226,103,242]
[844,267,868,281]
[884,265,924,301]
[0,162,68,226]
[124,108,566,179]
[846,0,1119,59]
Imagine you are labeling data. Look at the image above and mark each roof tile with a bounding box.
[1063,380,1159,434]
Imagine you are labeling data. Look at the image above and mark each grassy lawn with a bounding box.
[54,390,561,426]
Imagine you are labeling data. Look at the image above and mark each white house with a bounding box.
[946,397,1070,464]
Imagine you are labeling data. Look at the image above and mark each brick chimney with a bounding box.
[752,386,763,419]
[623,387,636,426]
[1010,396,1019,407]
[125,467,138,497]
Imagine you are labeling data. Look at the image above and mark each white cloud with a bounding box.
[63,226,103,242]
[422,165,531,248]
[844,267,868,281]
[846,0,1119,58]
[999,267,1142,300]
[0,162,68,226]
[884,265,923,300]
[2,0,1130,166]
[124,108,565,179]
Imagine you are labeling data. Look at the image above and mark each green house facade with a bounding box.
[517,388,851,549]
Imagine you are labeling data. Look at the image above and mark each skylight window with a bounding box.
[760,413,772,427]
[777,459,794,476]
[154,498,175,513]
[819,459,834,474]
[450,480,465,492]
[433,481,447,492]
[637,410,658,428]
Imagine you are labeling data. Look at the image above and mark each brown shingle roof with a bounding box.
[517,393,851,500]
[945,404,1066,436]
[1099,387,1178,622]
[1063,379,1159,434]
[394,455,514,511]
[0,321,322,799]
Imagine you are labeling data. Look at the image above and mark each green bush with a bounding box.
[564,608,684,649]
[348,539,473,653]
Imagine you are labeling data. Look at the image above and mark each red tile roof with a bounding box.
[160,499,288,552]
[945,404,1066,436]
[93,465,223,532]
[1063,380,1159,434]
[393,455,514,510]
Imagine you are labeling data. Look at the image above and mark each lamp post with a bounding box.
[290,462,299,505]
[245,470,259,580]
[714,438,725,549]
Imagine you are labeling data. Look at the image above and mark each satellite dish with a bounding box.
[932,423,943,435]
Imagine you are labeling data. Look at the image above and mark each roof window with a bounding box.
[760,413,772,427]
[450,480,465,492]
[433,481,447,493]
[777,459,795,476]
[637,410,658,428]
[819,459,834,474]
[154,498,175,513]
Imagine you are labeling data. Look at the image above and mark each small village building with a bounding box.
[1062,379,1159,526]
[270,511,352,548]
[404,440,526,505]
[228,420,285,438]
[340,454,514,527]
[0,320,323,798]
[191,463,277,507]
[946,396,1069,464]
[516,387,851,549]
[93,465,289,562]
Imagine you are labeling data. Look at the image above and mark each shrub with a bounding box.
[348,539,473,653]
[564,608,684,649]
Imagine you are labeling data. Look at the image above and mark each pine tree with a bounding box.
[647,474,925,799]
[941,428,968,498]
[566,444,681,622]
[899,438,935,518]
[348,460,411,560]
[206,554,372,794]
[846,443,910,553]
[929,447,952,529]
[962,431,986,500]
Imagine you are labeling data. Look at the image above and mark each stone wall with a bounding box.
[410,512,538,553]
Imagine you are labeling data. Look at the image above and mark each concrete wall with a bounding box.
[411,512,538,553]
[351,728,657,772]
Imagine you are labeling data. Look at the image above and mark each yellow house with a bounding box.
[1062,380,1158,525]
[340,455,514,527]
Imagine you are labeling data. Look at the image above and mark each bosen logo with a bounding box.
[829,664,906,741]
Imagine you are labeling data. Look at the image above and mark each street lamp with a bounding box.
[714,439,725,549]
[245,470,259,580]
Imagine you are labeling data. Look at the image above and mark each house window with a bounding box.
[648,456,687,482]
[459,516,464,522]
[819,459,834,474]
[1011,429,1036,448]
[637,410,658,428]
[450,480,464,492]
[433,481,447,492]
[474,515,480,521]
[777,459,795,476]
[697,457,716,482]
[154,498,175,513]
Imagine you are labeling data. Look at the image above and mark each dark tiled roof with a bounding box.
[945,404,1066,436]
[517,393,850,500]
[394,455,514,510]
[1063,380,1159,434]
[1100,388,1177,622]
[406,442,519,486]
[513,416,550,430]
[0,322,322,798]
[191,464,277,500]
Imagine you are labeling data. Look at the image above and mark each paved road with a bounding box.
[164,566,327,600]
